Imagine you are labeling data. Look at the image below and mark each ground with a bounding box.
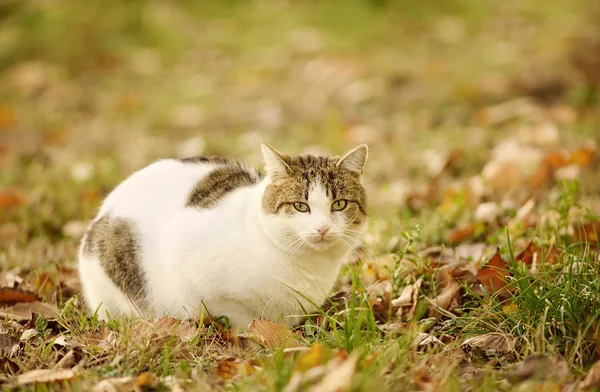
[1,0,600,391]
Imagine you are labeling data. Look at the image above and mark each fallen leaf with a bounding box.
[313,352,358,392]
[248,319,303,349]
[215,357,256,379]
[529,160,553,190]
[0,104,17,130]
[476,250,509,295]
[447,223,477,244]
[546,150,570,170]
[55,348,85,369]
[504,355,569,384]
[92,376,136,392]
[0,332,19,356]
[0,187,27,209]
[152,316,198,343]
[502,302,519,315]
[428,279,462,318]
[294,343,324,372]
[20,329,37,341]
[461,333,517,361]
[392,279,422,321]
[16,368,75,386]
[515,241,539,265]
[414,332,445,351]
[569,146,596,168]
[0,288,40,304]
[0,301,60,321]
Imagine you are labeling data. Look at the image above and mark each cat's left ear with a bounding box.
[337,144,368,175]
[261,143,291,179]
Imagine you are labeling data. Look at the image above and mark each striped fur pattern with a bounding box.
[187,163,262,208]
[262,154,367,226]
[78,144,368,328]
[82,216,146,306]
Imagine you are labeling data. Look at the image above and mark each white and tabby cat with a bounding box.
[78,144,368,327]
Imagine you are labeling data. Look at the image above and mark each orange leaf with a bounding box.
[569,147,596,168]
[447,223,476,244]
[215,358,255,379]
[516,241,562,266]
[0,188,27,209]
[515,241,539,265]
[0,288,39,304]
[0,105,16,130]
[476,250,509,294]
[545,151,569,170]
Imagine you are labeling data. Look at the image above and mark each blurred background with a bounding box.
[1,0,599,267]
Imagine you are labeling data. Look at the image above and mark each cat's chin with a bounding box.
[303,238,338,252]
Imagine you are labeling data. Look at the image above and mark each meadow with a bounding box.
[1,0,600,390]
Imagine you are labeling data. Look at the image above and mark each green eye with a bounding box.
[332,199,348,211]
[293,202,310,213]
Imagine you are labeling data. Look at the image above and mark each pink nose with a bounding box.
[317,227,330,237]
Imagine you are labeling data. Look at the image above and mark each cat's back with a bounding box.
[98,158,216,226]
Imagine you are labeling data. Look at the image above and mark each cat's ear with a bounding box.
[337,144,368,175]
[261,143,290,179]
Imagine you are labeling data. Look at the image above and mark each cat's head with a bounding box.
[260,143,368,254]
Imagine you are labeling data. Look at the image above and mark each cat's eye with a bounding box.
[331,199,348,211]
[293,202,310,213]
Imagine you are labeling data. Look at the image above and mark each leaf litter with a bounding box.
[2,2,600,390]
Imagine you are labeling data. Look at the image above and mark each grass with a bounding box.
[1,0,600,390]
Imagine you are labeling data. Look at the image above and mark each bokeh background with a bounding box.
[1,0,599,267]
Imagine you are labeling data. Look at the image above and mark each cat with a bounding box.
[78,143,368,328]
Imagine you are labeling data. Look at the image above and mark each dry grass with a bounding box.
[1,0,600,390]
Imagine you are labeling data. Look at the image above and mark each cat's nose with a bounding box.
[316,227,330,237]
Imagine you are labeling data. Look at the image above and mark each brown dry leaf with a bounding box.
[215,357,256,380]
[515,241,562,270]
[16,368,75,386]
[392,279,422,321]
[313,352,358,392]
[414,332,445,352]
[428,279,462,318]
[294,343,324,372]
[92,372,156,392]
[504,355,569,384]
[0,301,60,321]
[0,270,23,288]
[248,319,303,350]
[0,332,19,356]
[153,316,198,343]
[93,376,136,392]
[580,358,600,390]
[0,287,40,304]
[515,241,539,266]
[573,221,600,243]
[0,187,27,209]
[476,250,509,295]
[461,333,517,361]
[447,223,477,244]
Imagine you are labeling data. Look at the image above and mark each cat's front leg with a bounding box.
[206,299,256,330]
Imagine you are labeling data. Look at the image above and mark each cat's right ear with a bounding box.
[261,143,290,179]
